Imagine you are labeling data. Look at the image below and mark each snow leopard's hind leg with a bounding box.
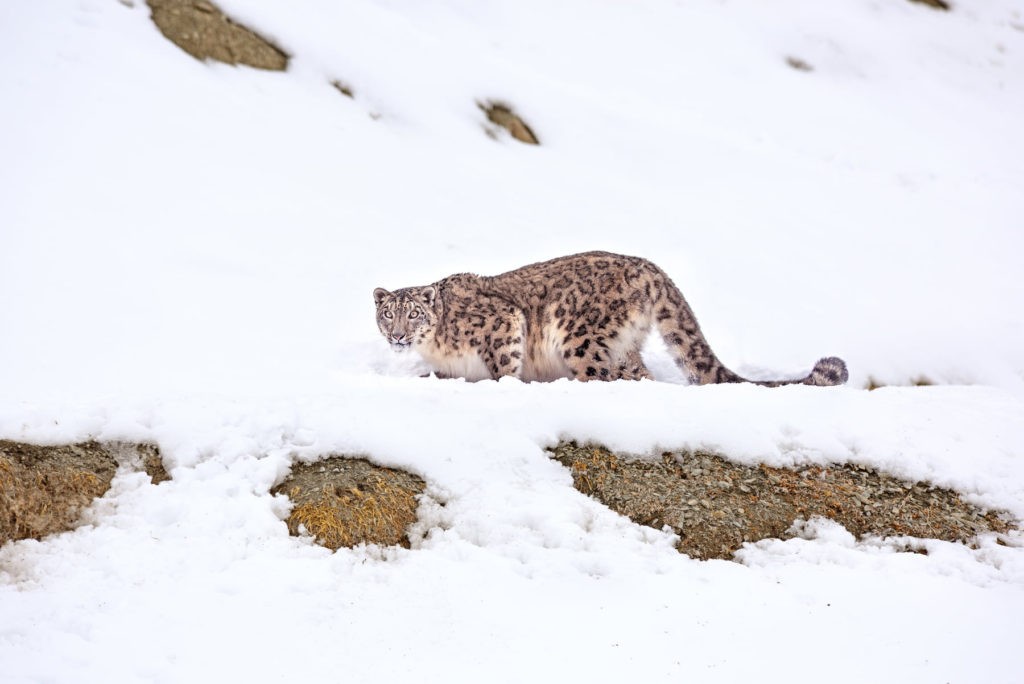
[612,349,652,381]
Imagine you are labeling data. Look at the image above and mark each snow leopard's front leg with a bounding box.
[476,306,527,379]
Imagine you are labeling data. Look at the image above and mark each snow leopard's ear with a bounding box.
[373,288,391,306]
[420,286,436,307]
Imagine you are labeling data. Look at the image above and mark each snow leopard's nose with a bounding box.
[388,334,412,349]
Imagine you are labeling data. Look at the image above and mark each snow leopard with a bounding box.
[373,251,848,386]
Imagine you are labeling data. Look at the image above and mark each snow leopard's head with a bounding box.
[373,286,438,351]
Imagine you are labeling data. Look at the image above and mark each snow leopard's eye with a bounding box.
[408,310,419,319]
[383,311,394,320]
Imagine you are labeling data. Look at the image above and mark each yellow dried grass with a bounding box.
[278,460,425,550]
[1,454,110,544]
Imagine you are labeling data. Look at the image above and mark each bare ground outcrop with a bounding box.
[147,0,288,70]
[552,442,1013,560]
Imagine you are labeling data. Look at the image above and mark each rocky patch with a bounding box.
[479,101,540,145]
[147,0,288,70]
[552,442,1013,560]
[908,0,951,11]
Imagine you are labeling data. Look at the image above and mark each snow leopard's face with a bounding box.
[373,286,438,351]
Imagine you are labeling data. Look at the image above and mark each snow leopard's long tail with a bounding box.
[692,355,849,387]
[652,268,848,387]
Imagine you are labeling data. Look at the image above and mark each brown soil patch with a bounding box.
[479,101,539,145]
[1,440,165,545]
[552,443,1013,560]
[273,456,426,550]
[147,0,288,70]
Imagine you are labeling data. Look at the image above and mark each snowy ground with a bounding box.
[2,0,1023,682]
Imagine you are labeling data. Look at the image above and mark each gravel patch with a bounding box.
[552,442,1014,560]
[147,0,289,70]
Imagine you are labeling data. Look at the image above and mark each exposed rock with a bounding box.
[786,56,813,72]
[273,456,425,550]
[479,101,539,145]
[908,0,951,10]
[552,443,1013,560]
[147,0,289,70]
[142,446,171,485]
[331,80,355,99]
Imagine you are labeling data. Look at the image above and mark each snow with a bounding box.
[1,0,1023,681]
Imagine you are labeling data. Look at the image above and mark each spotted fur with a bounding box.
[373,251,848,386]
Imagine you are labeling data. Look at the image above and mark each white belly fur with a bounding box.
[418,346,492,381]
[416,318,651,382]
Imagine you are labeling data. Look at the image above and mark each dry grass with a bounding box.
[479,101,540,145]
[553,443,1014,560]
[2,441,115,544]
[1,440,168,546]
[147,0,289,70]
[866,376,934,391]
[274,457,425,550]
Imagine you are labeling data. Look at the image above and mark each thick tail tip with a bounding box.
[810,356,848,386]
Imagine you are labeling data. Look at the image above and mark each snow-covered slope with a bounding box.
[1,1,1022,682]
